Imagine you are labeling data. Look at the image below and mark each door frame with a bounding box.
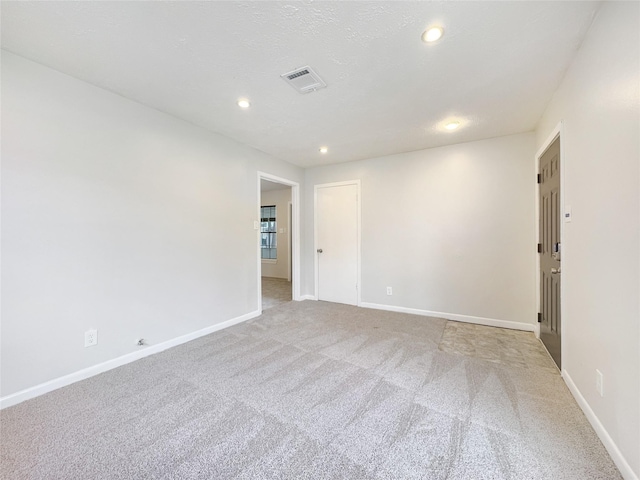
[287,201,292,282]
[534,121,565,372]
[257,172,301,313]
[314,180,362,306]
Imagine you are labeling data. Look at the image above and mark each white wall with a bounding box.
[304,133,537,328]
[536,2,639,478]
[260,187,291,279]
[1,52,303,399]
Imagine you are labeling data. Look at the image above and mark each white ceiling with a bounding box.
[1,1,600,168]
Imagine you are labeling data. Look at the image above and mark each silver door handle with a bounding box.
[317,249,323,253]
[551,267,561,274]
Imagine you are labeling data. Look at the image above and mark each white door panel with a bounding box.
[316,183,359,305]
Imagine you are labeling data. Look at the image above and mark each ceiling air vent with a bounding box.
[281,66,327,94]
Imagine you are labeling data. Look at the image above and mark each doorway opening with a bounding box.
[257,173,300,312]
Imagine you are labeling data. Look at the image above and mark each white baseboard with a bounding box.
[360,302,534,332]
[562,370,637,480]
[299,294,317,301]
[0,309,260,410]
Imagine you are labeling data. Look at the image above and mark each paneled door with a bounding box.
[315,182,359,306]
[539,137,561,369]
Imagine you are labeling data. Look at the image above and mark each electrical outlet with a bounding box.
[595,369,604,397]
[84,329,98,347]
[386,287,392,295]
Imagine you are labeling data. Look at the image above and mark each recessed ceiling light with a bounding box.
[237,98,250,108]
[445,121,460,130]
[422,26,444,43]
[319,146,328,154]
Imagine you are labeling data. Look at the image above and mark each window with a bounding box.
[260,205,277,259]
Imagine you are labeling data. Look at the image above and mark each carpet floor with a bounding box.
[0,300,620,479]
[261,277,292,310]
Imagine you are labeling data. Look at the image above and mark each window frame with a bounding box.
[260,205,277,260]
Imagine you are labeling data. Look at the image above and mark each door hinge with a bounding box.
[537,243,542,253]
[537,313,542,323]
[537,173,542,184]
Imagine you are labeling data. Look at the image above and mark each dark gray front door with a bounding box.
[539,137,561,368]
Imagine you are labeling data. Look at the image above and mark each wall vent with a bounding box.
[281,66,326,94]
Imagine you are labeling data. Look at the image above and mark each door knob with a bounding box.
[317,249,323,253]
[551,267,561,274]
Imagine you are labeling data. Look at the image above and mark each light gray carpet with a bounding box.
[439,321,559,374]
[1,300,620,479]
[261,277,292,310]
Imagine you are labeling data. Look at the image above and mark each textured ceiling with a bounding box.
[1,1,600,168]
